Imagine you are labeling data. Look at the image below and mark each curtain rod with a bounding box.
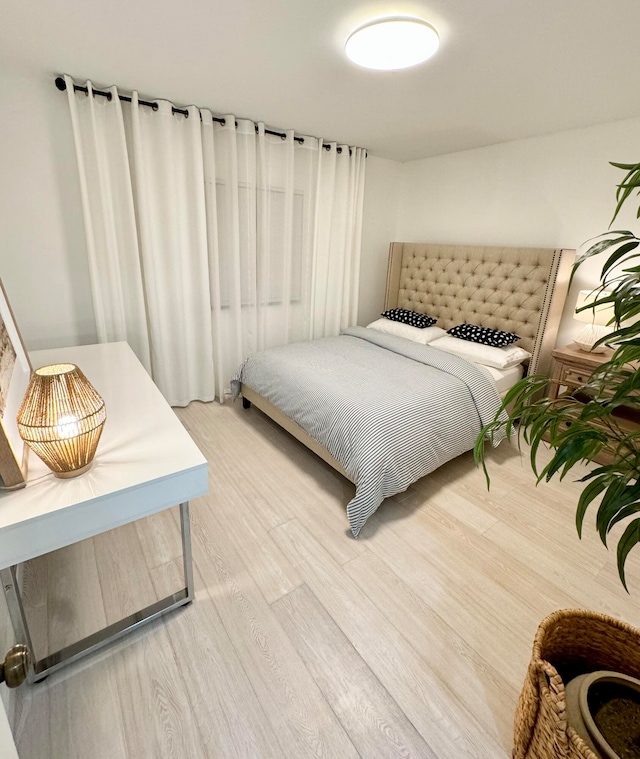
[55,76,365,157]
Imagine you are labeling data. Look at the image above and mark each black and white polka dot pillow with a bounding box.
[447,323,520,347]
[381,308,437,329]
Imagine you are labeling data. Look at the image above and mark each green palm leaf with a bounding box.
[617,520,640,592]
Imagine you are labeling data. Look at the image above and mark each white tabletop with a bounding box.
[0,342,208,569]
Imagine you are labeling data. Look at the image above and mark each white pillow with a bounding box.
[366,318,446,345]
[429,335,531,369]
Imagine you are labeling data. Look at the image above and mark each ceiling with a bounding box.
[3,0,640,162]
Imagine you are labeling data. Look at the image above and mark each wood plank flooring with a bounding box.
[7,399,640,758]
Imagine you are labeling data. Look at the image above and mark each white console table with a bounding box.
[0,342,208,681]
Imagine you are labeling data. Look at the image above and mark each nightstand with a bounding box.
[548,343,639,465]
[547,344,614,400]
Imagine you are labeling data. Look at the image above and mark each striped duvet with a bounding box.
[232,326,504,537]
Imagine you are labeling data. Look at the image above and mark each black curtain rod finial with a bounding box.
[55,76,67,92]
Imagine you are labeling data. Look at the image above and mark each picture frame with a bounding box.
[0,280,31,489]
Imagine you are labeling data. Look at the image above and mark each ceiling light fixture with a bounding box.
[345,17,439,71]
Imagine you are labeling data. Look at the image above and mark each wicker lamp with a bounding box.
[16,364,106,478]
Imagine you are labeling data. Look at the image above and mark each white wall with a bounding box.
[0,66,96,351]
[358,155,402,326]
[396,117,640,346]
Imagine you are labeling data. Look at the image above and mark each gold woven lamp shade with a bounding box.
[17,364,106,478]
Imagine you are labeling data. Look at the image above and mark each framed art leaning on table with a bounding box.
[0,280,31,489]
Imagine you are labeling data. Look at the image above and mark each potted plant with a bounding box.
[474,160,640,759]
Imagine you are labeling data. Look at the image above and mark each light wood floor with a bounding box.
[7,400,640,758]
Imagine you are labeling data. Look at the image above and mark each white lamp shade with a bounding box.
[573,290,615,353]
[574,290,615,326]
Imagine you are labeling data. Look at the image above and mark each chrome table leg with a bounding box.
[1,502,194,683]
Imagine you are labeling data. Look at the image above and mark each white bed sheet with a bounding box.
[476,363,523,394]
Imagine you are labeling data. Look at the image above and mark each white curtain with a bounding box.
[311,143,366,339]
[129,97,214,405]
[65,78,151,372]
[65,77,366,405]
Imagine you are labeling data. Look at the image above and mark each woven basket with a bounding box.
[513,608,640,759]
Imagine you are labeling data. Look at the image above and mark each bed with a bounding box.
[233,242,574,536]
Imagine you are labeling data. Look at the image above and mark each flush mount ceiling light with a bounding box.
[345,17,439,71]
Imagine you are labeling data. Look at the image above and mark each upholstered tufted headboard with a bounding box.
[384,243,574,376]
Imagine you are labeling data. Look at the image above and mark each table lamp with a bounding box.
[573,289,615,353]
[16,363,106,478]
